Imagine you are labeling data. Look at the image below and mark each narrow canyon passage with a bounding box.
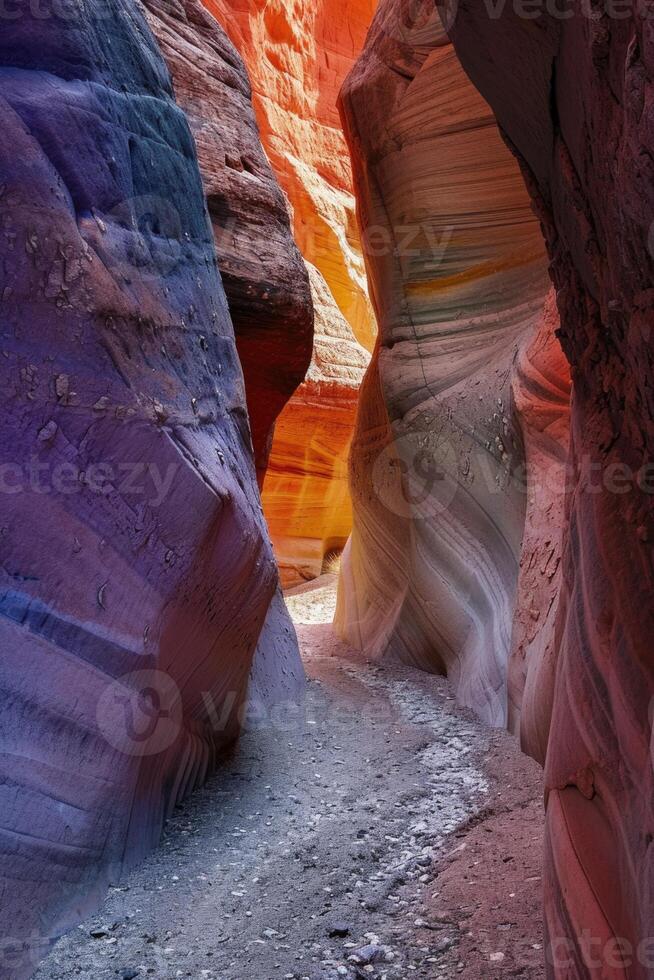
[3,0,654,976]
[36,578,544,980]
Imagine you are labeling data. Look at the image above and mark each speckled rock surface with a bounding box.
[451,3,654,972]
[0,2,302,974]
[335,0,558,728]
[143,0,313,481]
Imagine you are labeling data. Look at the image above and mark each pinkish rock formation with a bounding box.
[0,2,302,974]
[450,3,654,971]
[143,0,313,482]
[509,289,571,765]
[335,0,560,728]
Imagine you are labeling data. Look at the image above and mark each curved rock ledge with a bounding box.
[143,0,314,482]
[335,0,559,727]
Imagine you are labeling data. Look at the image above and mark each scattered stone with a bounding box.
[37,420,57,444]
[348,944,388,965]
[328,922,351,938]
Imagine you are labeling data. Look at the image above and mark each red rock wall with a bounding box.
[336,0,569,730]
[143,0,313,483]
[0,2,302,973]
[206,0,377,352]
[205,0,377,580]
[450,3,654,972]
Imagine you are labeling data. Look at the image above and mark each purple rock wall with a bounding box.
[0,2,303,975]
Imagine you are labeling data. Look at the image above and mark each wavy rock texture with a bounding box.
[262,263,370,585]
[143,0,313,482]
[0,3,301,975]
[450,4,654,972]
[336,0,556,726]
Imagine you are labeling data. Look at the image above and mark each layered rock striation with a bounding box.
[143,0,313,481]
[207,0,377,351]
[262,264,370,585]
[450,3,654,971]
[336,0,563,727]
[0,3,302,974]
[205,0,377,579]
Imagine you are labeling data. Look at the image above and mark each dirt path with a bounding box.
[36,577,545,980]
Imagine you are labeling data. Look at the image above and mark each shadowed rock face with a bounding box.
[0,1,302,973]
[450,3,654,971]
[142,0,313,483]
[335,0,568,727]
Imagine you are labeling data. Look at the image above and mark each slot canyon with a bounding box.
[0,1,652,979]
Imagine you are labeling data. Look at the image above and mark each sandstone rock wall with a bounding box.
[336,0,565,728]
[205,0,377,579]
[262,263,370,585]
[206,0,377,352]
[0,3,301,973]
[143,0,313,482]
[450,3,654,971]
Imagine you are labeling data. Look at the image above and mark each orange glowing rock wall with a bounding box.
[263,265,370,584]
[206,0,377,352]
[205,0,377,583]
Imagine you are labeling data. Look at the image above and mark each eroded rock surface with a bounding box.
[143,0,313,481]
[336,0,562,728]
[207,0,377,351]
[450,3,654,971]
[262,264,370,586]
[0,2,301,973]
[207,0,377,578]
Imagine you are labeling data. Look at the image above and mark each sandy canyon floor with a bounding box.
[36,577,545,980]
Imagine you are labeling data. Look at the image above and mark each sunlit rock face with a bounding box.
[207,0,377,352]
[204,0,377,579]
[262,264,370,586]
[451,4,654,971]
[335,0,560,726]
[0,2,301,972]
[143,0,313,482]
